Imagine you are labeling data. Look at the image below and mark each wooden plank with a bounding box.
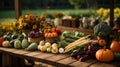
[24,51,42,56]
[90,62,116,67]
[45,54,69,66]
[10,56,26,67]
[57,57,77,67]
[34,52,54,59]
[12,49,30,55]
[0,47,17,52]
[69,59,97,67]
[111,61,120,67]
[2,54,11,67]
[29,52,56,66]
[46,54,69,62]
[2,54,25,67]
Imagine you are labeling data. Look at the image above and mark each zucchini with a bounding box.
[63,35,80,40]
[58,40,69,48]
[64,38,76,43]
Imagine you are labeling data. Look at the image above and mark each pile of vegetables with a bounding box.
[58,31,86,48]
[44,27,61,43]
[0,23,120,63]
[70,40,101,62]
[92,22,120,62]
[64,35,91,53]
[0,32,38,51]
[38,40,64,53]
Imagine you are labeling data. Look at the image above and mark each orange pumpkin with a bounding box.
[98,39,106,46]
[51,27,61,35]
[110,40,120,52]
[45,32,58,38]
[96,48,114,62]
[51,28,56,32]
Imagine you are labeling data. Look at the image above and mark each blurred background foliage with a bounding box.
[0,0,120,18]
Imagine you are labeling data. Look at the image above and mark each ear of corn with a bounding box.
[64,35,91,53]
[65,35,90,49]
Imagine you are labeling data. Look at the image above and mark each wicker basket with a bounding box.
[45,37,57,43]
[28,37,43,43]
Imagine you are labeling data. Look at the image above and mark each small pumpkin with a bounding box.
[51,27,56,32]
[47,47,52,52]
[40,46,47,52]
[52,43,58,48]
[96,48,114,62]
[45,42,51,48]
[51,47,58,54]
[39,40,45,46]
[45,32,58,38]
[98,39,106,46]
[110,40,120,52]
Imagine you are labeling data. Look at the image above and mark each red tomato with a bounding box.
[56,28,61,35]
[0,37,4,47]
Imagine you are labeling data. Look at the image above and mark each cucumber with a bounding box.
[64,38,76,43]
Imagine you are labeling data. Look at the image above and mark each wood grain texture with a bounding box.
[69,59,97,67]
[34,52,54,59]
[24,51,41,56]
[46,54,68,62]
[57,57,76,65]
[90,62,116,67]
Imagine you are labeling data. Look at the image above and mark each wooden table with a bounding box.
[0,26,119,67]
[0,47,119,67]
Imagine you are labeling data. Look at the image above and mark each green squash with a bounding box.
[11,34,18,40]
[14,39,21,49]
[114,52,120,61]
[9,39,16,48]
[21,38,29,49]
[26,43,38,51]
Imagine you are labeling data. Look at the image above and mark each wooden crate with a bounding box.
[62,19,72,27]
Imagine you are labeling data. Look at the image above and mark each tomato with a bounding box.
[56,28,61,35]
[0,37,4,47]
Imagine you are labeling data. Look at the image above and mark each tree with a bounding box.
[69,0,84,9]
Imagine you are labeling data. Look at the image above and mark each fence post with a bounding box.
[110,0,114,27]
[14,0,22,19]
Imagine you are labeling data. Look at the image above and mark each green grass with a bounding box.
[0,9,96,18]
